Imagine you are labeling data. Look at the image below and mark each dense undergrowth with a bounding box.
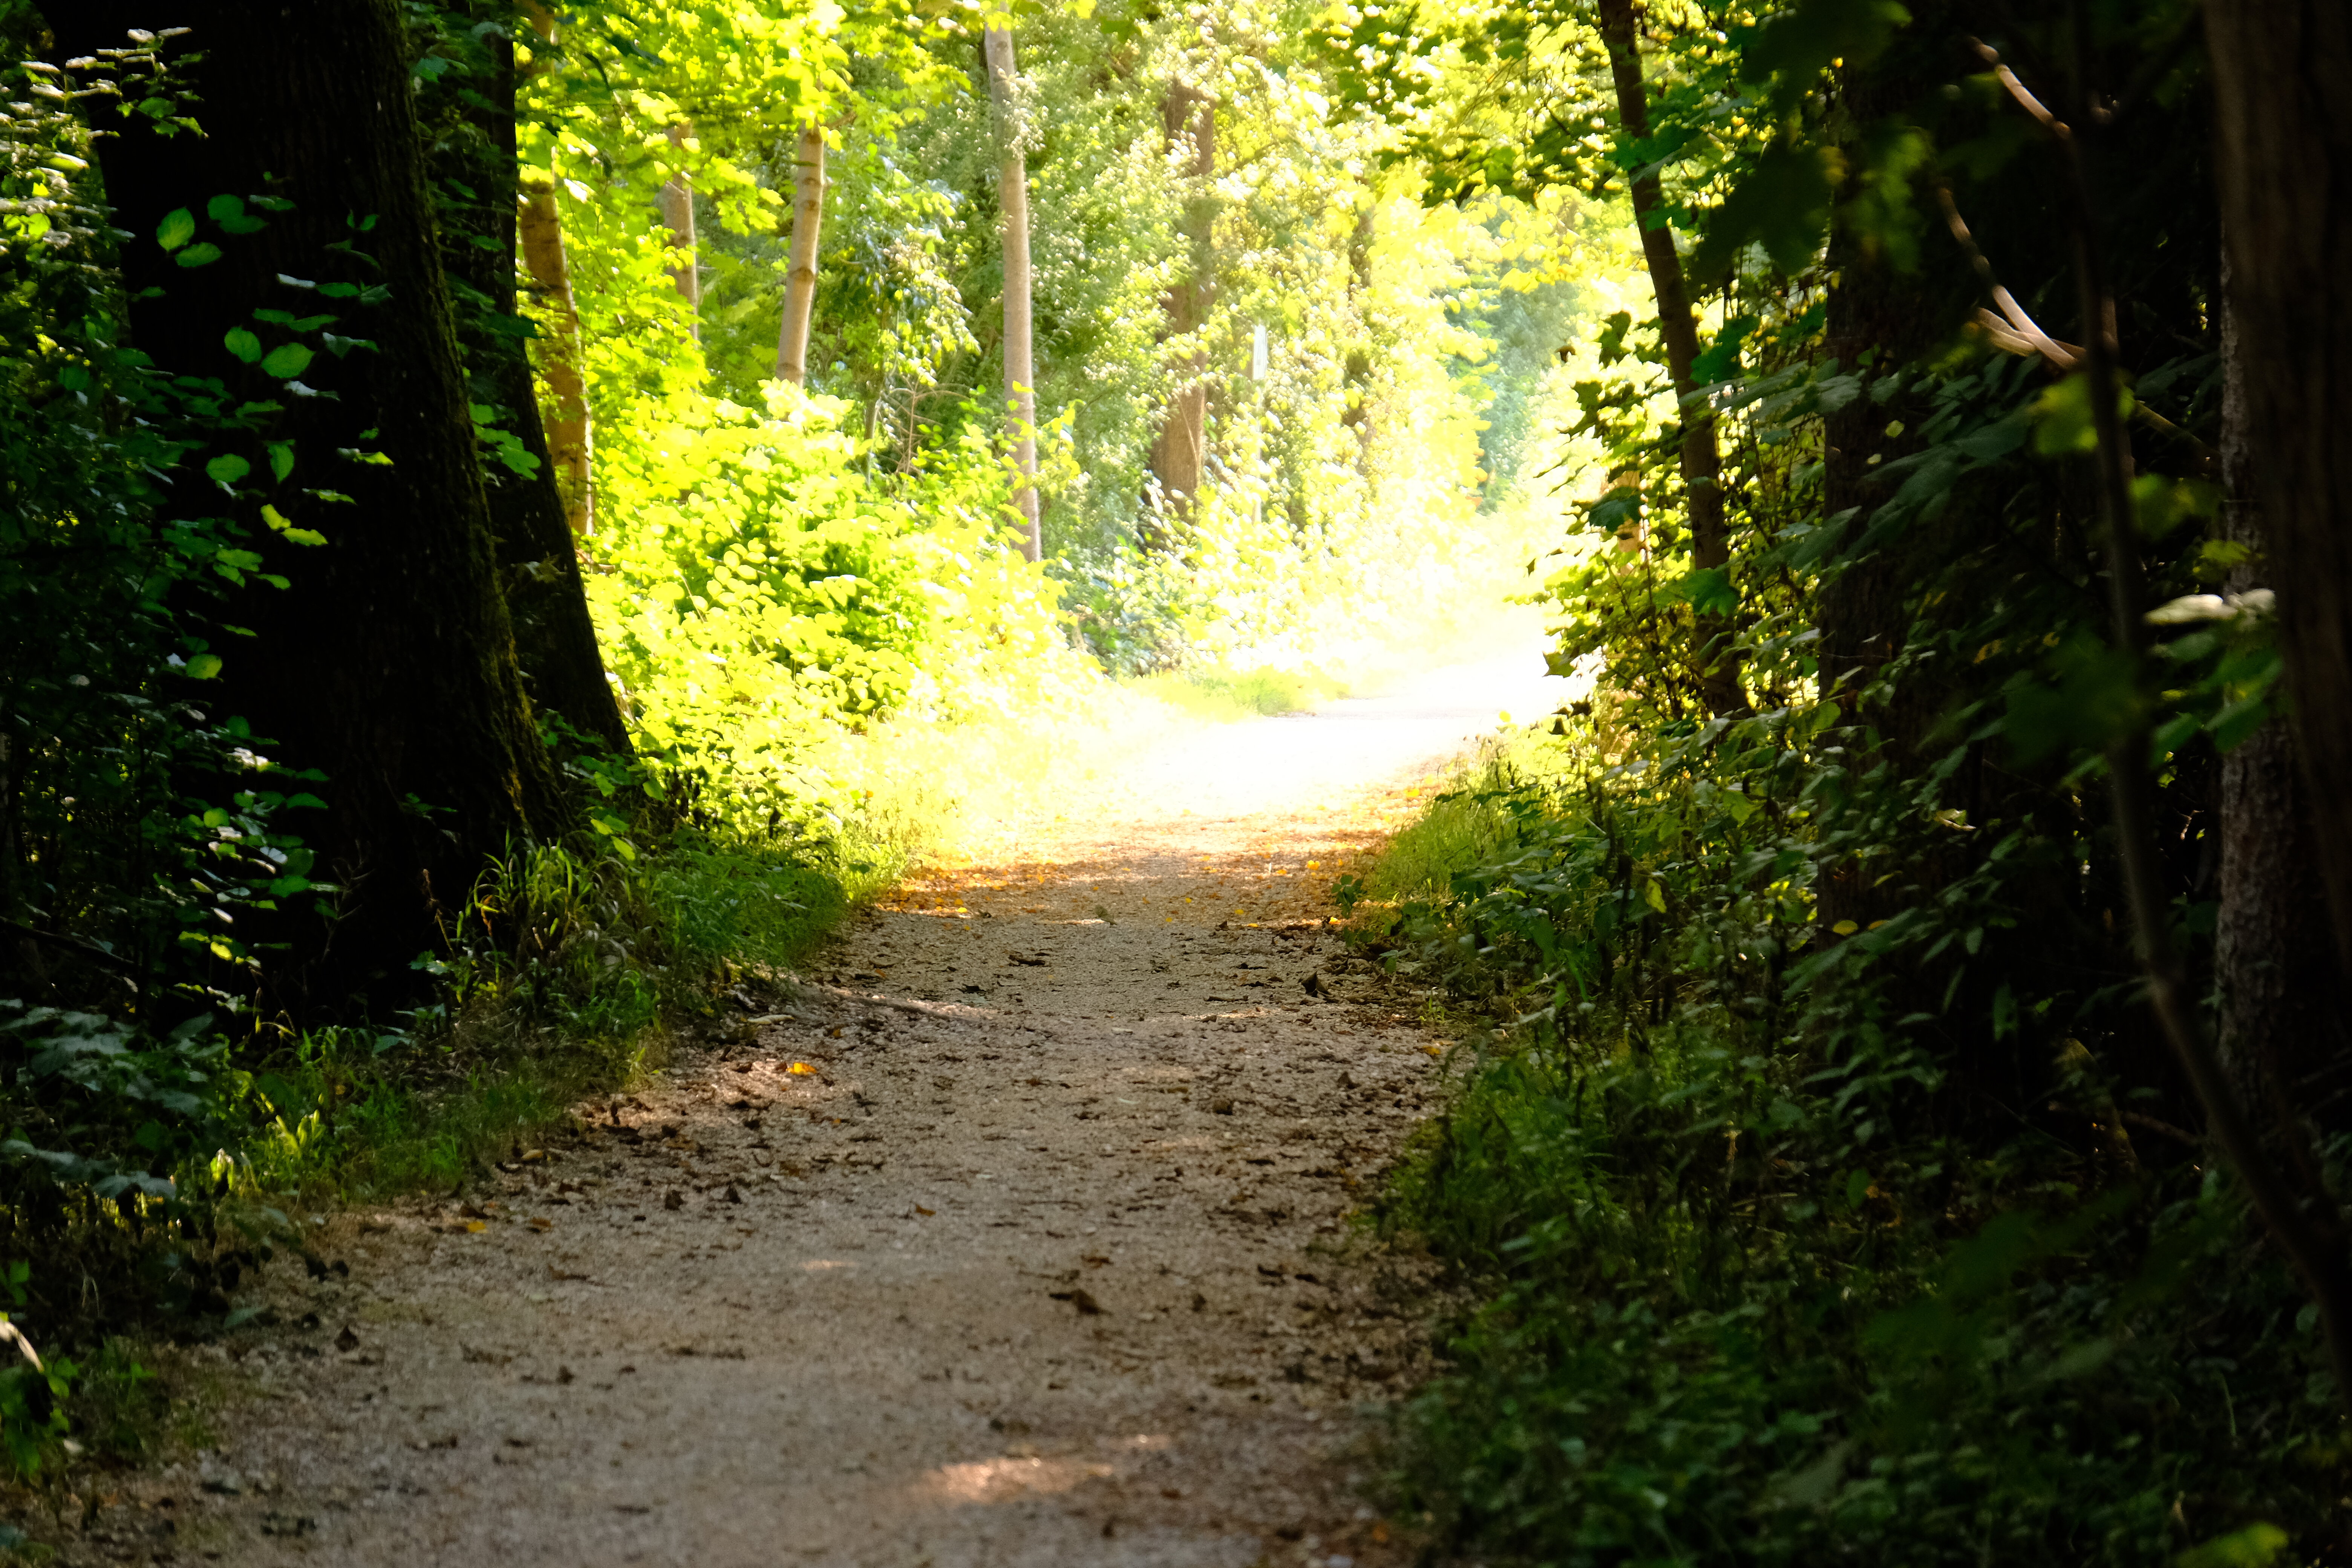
[1358,733,2331,1567]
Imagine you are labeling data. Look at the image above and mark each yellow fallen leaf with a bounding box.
[528,1217,553,1232]
[915,1205,935,1217]
[464,1220,487,1234]
[1832,920,1859,935]
[1421,1045,1444,1058]
[787,1061,818,1076]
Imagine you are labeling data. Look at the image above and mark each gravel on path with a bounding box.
[101,648,1567,1568]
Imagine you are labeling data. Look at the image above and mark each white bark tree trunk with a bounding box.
[775,125,826,384]
[985,26,1040,562]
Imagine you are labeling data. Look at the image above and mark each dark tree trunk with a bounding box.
[2206,0,2352,982]
[441,31,631,755]
[1596,0,1742,718]
[51,0,570,1014]
[1810,29,1961,937]
[2214,282,2350,1147]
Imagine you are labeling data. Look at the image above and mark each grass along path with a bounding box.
[102,648,1568,1568]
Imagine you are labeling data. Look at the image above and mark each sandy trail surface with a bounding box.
[106,650,1568,1568]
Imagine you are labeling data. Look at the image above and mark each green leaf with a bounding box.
[184,653,223,680]
[208,194,266,234]
[2176,1524,2289,1568]
[222,327,263,364]
[2031,373,2133,458]
[204,453,251,486]
[1663,565,1739,617]
[1691,315,1758,385]
[260,343,314,379]
[265,442,295,483]
[1692,144,1841,280]
[155,207,196,252]
[2003,635,2143,764]
[175,241,223,269]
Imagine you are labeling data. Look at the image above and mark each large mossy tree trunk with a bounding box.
[52,0,570,1016]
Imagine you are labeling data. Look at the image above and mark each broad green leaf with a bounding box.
[2176,1524,2289,1568]
[184,653,223,680]
[204,453,251,486]
[264,442,294,483]
[208,194,266,234]
[2031,373,2133,458]
[222,327,263,364]
[175,241,223,268]
[1664,565,1739,617]
[260,343,314,379]
[155,207,195,251]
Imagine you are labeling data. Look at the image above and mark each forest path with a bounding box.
[171,648,1569,1568]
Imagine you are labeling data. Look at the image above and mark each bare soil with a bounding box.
[70,651,1564,1568]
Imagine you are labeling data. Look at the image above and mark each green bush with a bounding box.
[1369,725,2338,1566]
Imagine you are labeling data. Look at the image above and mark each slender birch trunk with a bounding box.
[659,122,699,335]
[775,126,826,384]
[984,26,1041,562]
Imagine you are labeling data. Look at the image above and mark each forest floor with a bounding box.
[77,649,1568,1568]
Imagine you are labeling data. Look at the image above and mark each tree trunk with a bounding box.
[51,0,569,1015]
[1340,205,1374,478]
[2214,278,2350,1148]
[517,187,595,537]
[1594,0,1742,718]
[660,122,699,334]
[449,31,630,754]
[1150,83,1214,530]
[2206,0,2352,981]
[984,27,1040,561]
[775,125,826,385]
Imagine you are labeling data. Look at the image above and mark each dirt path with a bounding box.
[111,651,1566,1568]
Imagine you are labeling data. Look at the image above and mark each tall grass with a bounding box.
[242,828,851,1202]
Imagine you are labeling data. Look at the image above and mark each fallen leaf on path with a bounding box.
[914,1205,935,1216]
[527,1217,553,1232]
[1048,1288,1104,1315]
[462,1220,488,1234]
[546,1265,591,1282]
[334,1326,360,1353]
[458,1202,490,1220]
[786,1062,818,1076]
[663,1190,684,1211]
